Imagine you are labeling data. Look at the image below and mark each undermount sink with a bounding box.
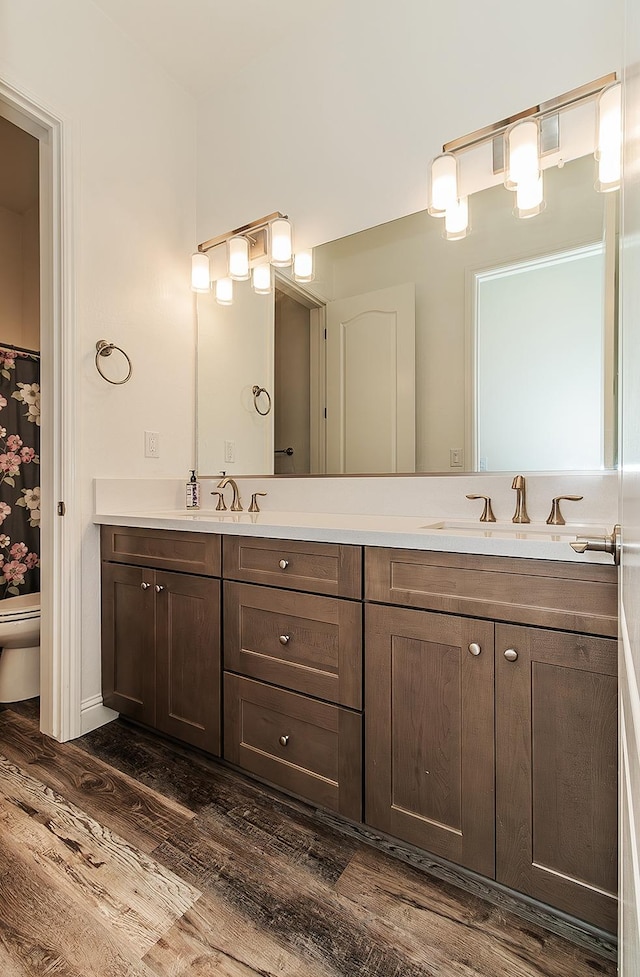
[420,521,607,540]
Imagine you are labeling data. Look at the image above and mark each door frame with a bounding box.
[0,79,81,741]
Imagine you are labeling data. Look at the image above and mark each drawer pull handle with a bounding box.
[155,584,165,594]
[504,648,518,662]
[279,735,289,747]
[468,642,481,657]
[278,559,289,570]
[140,582,150,591]
[279,634,290,646]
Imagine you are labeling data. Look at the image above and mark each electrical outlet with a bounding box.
[479,456,488,471]
[224,440,235,463]
[144,431,160,458]
[450,448,463,468]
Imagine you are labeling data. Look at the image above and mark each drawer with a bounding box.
[224,582,362,708]
[101,525,220,576]
[223,536,361,597]
[365,547,618,637]
[224,674,362,820]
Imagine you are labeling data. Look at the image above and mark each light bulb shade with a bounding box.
[228,235,250,280]
[443,197,469,240]
[428,153,459,216]
[215,277,233,305]
[252,263,272,294]
[595,81,622,192]
[293,250,315,282]
[513,173,546,218]
[191,252,210,292]
[504,118,540,190]
[270,218,293,266]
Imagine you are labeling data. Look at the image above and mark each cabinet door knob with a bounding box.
[140,582,150,590]
[155,584,164,593]
[278,559,289,570]
[504,648,518,662]
[279,735,289,747]
[279,634,290,645]
[468,642,481,657]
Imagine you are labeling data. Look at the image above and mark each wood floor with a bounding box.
[0,702,617,977]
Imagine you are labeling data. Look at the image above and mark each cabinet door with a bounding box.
[496,624,618,932]
[365,604,495,876]
[155,571,221,755]
[101,562,156,725]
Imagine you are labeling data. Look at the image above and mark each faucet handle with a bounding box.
[546,495,584,526]
[249,492,267,513]
[466,494,496,523]
[210,491,227,511]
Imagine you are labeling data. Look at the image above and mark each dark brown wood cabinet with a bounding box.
[495,624,618,933]
[365,603,495,877]
[101,527,221,755]
[364,546,618,932]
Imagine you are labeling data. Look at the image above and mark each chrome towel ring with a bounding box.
[252,385,272,416]
[95,340,133,385]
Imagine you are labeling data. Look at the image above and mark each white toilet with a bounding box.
[0,592,40,702]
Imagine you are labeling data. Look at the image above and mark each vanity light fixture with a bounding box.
[191,211,295,303]
[293,249,315,282]
[595,81,622,192]
[191,251,210,292]
[427,73,620,239]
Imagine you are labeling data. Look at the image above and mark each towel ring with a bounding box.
[95,340,132,385]
[252,385,272,416]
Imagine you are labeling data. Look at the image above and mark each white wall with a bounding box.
[196,0,623,252]
[0,0,197,706]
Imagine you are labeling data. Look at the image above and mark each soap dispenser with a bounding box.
[186,469,200,509]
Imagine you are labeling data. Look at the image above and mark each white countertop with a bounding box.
[93,507,615,564]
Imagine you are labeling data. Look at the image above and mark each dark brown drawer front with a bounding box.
[224,674,362,820]
[102,525,220,576]
[224,582,362,708]
[365,547,617,637]
[223,536,361,597]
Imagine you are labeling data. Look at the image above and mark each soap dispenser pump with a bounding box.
[186,469,200,509]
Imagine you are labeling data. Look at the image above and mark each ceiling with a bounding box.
[0,116,39,214]
[92,0,339,96]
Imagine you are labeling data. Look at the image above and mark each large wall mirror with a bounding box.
[196,154,617,477]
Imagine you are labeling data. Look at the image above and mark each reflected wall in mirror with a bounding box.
[196,154,617,476]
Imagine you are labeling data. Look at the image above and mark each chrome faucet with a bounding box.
[216,475,243,511]
[511,474,530,524]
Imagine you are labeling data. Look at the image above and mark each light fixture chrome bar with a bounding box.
[198,211,286,254]
[444,72,616,155]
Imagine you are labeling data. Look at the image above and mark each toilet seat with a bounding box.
[0,593,40,622]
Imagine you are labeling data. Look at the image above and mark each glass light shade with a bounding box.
[252,262,272,294]
[191,252,210,292]
[215,277,233,306]
[428,153,458,216]
[595,82,622,192]
[270,218,293,266]
[228,235,250,280]
[443,197,469,240]
[505,119,540,189]
[513,173,546,219]
[293,250,315,282]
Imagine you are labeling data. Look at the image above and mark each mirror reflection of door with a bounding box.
[274,289,312,474]
[473,243,610,471]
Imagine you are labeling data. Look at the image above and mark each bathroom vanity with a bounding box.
[98,504,618,934]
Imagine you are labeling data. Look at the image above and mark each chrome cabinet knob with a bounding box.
[279,735,289,747]
[468,642,481,657]
[504,648,518,662]
[155,584,164,593]
[278,559,289,570]
[279,634,290,645]
[140,582,150,590]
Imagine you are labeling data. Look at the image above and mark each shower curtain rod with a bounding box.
[0,342,40,358]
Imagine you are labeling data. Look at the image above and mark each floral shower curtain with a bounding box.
[0,346,40,599]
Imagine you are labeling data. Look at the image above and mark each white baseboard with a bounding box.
[80,694,118,735]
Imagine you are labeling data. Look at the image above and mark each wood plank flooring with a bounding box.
[0,703,617,977]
